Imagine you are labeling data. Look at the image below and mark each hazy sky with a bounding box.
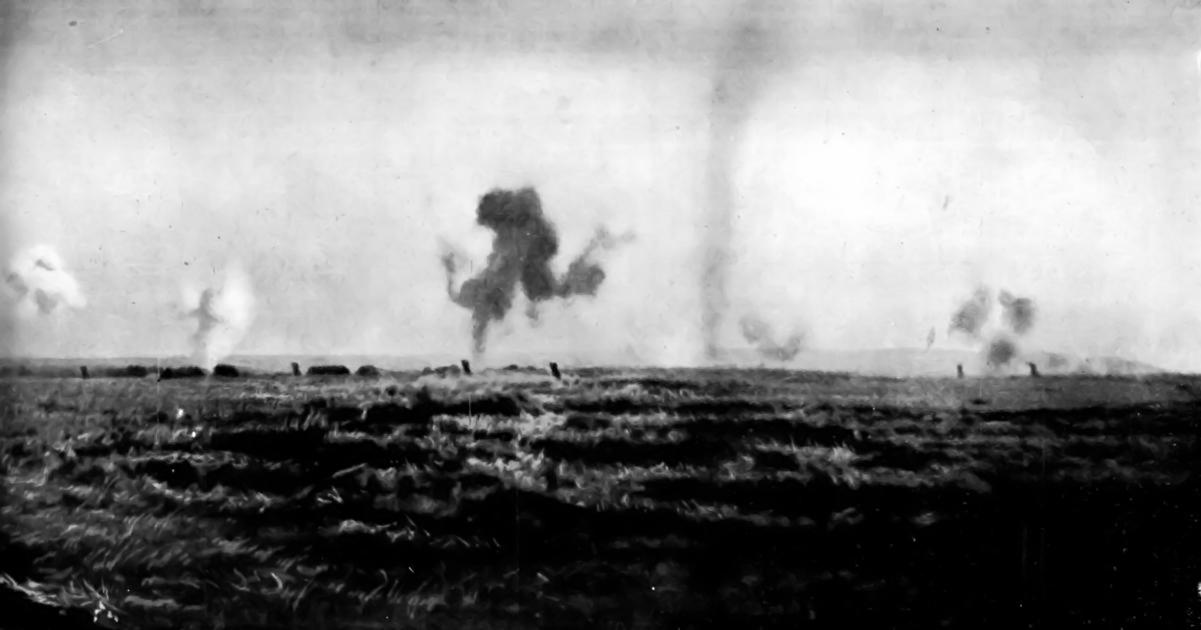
[3,0,1201,370]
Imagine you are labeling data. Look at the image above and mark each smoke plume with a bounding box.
[701,1,774,361]
[556,227,635,299]
[739,314,804,361]
[999,290,1036,335]
[442,187,630,355]
[3,245,86,317]
[181,264,256,370]
[985,335,1018,367]
[948,286,992,339]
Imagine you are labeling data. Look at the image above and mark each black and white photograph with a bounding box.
[3,1,1201,628]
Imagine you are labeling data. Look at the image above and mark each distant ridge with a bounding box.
[717,347,1164,378]
[0,349,1167,377]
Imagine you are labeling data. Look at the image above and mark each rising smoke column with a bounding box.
[739,314,804,361]
[442,187,629,355]
[3,245,86,317]
[182,264,255,370]
[701,0,775,361]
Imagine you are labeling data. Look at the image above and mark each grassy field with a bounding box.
[2,367,1201,629]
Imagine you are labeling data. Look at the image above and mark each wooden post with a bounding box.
[79,366,89,379]
[549,362,561,380]
[291,362,301,377]
[957,364,965,379]
[460,359,472,376]
[1028,362,1040,378]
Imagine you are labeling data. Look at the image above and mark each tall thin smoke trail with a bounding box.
[442,187,630,355]
[702,1,774,361]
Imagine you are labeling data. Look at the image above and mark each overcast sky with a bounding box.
[3,0,1201,370]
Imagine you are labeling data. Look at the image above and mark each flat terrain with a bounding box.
[2,368,1201,629]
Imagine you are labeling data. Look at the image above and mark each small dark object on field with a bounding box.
[504,364,521,371]
[461,359,472,376]
[1028,362,1040,377]
[385,384,400,396]
[159,366,205,380]
[307,365,350,376]
[549,362,561,380]
[356,365,381,377]
[213,364,240,377]
[969,397,989,405]
[957,364,965,379]
[291,362,301,376]
[79,366,88,379]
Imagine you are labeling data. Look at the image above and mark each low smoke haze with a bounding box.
[739,314,804,362]
[3,1,1201,371]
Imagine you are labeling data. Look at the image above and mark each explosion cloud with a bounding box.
[3,245,86,317]
[949,285,1038,370]
[739,314,804,361]
[442,187,629,355]
[999,290,1036,335]
[182,264,256,371]
[556,227,634,300]
[986,334,1018,368]
[948,286,992,339]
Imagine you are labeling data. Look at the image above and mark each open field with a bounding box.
[2,367,1201,629]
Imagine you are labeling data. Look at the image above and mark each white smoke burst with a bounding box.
[3,245,86,318]
[180,263,255,370]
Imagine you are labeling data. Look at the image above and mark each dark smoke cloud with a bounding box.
[556,227,635,299]
[948,286,992,339]
[985,334,1018,368]
[949,286,1038,369]
[739,314,803,361]
[701,1,775,361]
[999,290,1036,335]
[443,187,629,355]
